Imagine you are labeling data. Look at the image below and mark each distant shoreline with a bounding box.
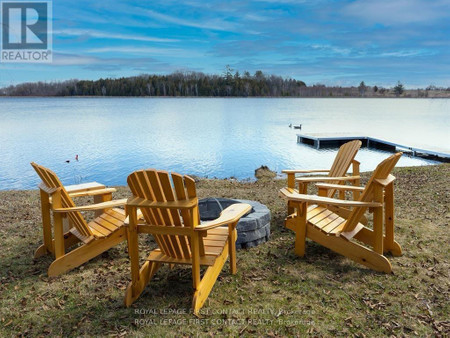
[1,95,450,99]
[2,72,449,98]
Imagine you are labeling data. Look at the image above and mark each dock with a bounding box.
[297,133,450,161]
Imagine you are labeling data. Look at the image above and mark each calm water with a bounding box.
[0,97,448,190]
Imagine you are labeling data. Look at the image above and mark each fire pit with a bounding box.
[198,198,271,249]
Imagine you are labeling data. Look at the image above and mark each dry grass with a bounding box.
[0,164,449,336]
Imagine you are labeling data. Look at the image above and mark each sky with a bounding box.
[0,0,449,88]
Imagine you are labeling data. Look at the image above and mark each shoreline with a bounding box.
[1,95,450,99]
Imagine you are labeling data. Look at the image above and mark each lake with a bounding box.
[0,97,448,190]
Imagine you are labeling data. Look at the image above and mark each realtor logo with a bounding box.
[1,1,52,63]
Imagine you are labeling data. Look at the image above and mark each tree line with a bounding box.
[1,68,449,97]
[0,69,306,97]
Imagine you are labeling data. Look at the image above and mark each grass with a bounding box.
[0,164,449,336]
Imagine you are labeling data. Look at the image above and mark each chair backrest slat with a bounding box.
[341,152,402,233]
[127,169,198,259]
[327,140,361,197]
[157,172,191,258]
[31,162,93,238]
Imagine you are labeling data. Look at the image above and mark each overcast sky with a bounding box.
[0,0,449,88]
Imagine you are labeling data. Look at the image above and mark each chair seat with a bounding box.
[70,208,126,242]
[307,205,365,238]
[287,205,363,236]
[307,205,345,234]
[147,226,230,266]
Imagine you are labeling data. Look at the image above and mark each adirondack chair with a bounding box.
[279,153,403,273]
[31,162,128,276]
[124,169,251,315]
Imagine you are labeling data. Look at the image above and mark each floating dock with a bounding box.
[297,133,450,161]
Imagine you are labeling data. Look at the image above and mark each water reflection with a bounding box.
[0,97,447,189]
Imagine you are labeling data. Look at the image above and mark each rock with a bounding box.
[254,166,276,180]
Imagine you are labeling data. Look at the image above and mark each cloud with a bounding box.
[54,29,178,43]
[140,8,239,32]
[342,0,450,25]
[379,50,436,58]
[52,53,100,66]
[87,46,204,57]
[52,52,174,73]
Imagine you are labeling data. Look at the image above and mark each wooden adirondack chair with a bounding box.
[31,162,128,276]
[124,169,251,315]
[279,153,403,273]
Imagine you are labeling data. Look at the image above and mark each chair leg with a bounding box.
[228,224,238,274]
[48,229,126,277]
[124,261,161,307]
[353,227,402,257]
[34,232,81,259]
[293,202,307,257]
[192,244,229,317]
[34,244,50,259]
[39,189,53,255]
[308,225,392,273]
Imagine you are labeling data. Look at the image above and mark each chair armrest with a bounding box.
[375,174,396,187]
[279,188,381,208]
[296,175,360,183]
[282,169,330,174]
[64,182,106,193]
[52,199,127,213]
[195,203,252,231]
[68,187,117,198]
[315,183,365,192]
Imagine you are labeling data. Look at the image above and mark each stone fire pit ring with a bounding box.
[198,198,271,249]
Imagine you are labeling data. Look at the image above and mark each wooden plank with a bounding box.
[65,182,106,193]
[203,239,227,247]
[172,173,194,258]
[126,196,198,209]
[308,209,334,224]
[193,244,229,315]
[93,192,112,218]
[282,169,330,174]
[315,183,365,192]
[147,250,216,266]
[52,190,65,258]
[39,189,53,254]
[306,205,326,219]
[97,213,122,228]
[94,217,117,232]
[195,203,251,230]
[184,174,204,256]
[147,170,183,258]
[158,171,190,258]
[145,170,179,258]
[320,216,346,233]
[280,188,382,207]
[88,222,110,237]
[314,213,339,230]
[52,199,127,213]
[138,224,192,236]
[207,227,228,235]
[131,171,171,255]
[69,188,116,198]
